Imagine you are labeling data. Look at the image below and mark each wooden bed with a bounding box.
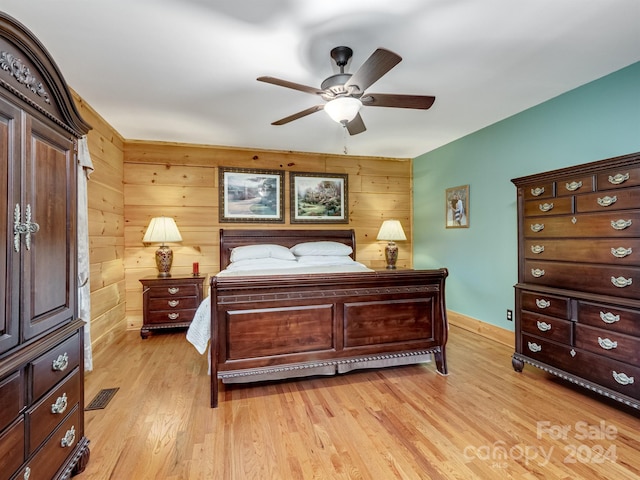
[209,229,449,407]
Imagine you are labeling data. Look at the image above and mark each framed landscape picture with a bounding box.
[445,184,469,228]
[290,172,348,224]
[219,167,284,223]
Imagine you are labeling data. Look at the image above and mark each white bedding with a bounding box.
[186,263,374,359]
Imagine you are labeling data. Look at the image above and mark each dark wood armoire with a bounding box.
[0,12,92,479]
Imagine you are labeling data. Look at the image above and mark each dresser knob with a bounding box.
[531,269,545,278]
[611,219,632,230]
[611,247,632,258]
[608,172,629,185]
[168,300,180,307]
[535,298,550,309]
[51,393,68,414]
[538,202,554,212]
[168,313,179,320]
[61,426,76,448]
[600,311,620,324]
[168,287,180,294]
[612,371,634,386]
[611,276,632,288]
[536,321,551,332]
[530,187,545,197]
[530,223,544,233]
[565,181,583,191]
[531,245,545,254]
[597,195,617,207]
[52,352,69,372]
[597,337,618,350]
[527,342,542,353]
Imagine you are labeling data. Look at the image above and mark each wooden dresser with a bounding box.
[511,152,640,410]
[140,275,205,338]
[0,12,91,479]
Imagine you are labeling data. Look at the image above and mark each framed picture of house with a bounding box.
[445,184,469,228]
[219,167,284,223]
[290,172,348,224]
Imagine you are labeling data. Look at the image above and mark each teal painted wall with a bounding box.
[413,61,640,331]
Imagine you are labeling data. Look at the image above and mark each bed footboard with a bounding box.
[209,268,448,407]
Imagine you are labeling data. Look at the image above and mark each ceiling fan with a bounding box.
[257,46,436,135]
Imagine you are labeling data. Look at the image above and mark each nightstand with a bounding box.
[139,275,205,338]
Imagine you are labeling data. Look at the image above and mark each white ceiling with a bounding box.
[2,0,639,158]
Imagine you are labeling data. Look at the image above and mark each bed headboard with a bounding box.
[219,229,356,269]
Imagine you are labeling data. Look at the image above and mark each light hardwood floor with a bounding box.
[76,325,640,480]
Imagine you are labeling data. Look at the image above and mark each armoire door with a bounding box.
[21,114,76,340]
[0,94,21,354]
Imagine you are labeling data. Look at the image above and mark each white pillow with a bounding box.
[225,258,300,271]
[290,241,353,257]
[230,244,296,262]
[296,255,357,266]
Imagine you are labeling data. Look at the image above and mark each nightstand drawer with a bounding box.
[146,309,197,325]
[148,296,199,310]
[147,284,200,298]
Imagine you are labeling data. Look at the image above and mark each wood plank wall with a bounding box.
[72,91,127,351]
[123,140,413,330]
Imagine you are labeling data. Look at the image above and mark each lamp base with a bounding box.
[155,245,173,277]
[385,241,398,270]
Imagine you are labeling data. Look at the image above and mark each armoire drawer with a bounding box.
[0,416,25,477]
[20,405,81,480]
[578,301,640,337]
[520,291,570,319]
[574,324,640,365]
[30,333,81,401]
[0,370,23,433]
[521,312,572,344]
[27,367,81,453]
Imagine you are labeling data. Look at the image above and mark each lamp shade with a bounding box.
[324,97,362,124]
[143,217,182,245]
[377,220,407,241]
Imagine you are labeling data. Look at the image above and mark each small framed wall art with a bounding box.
[445,184,469,228]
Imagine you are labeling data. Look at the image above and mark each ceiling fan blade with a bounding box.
[271,105,324,125]
[344,48,402,93]
[361,93,436,109]
[346,113,366,135]
[257,76,324,95]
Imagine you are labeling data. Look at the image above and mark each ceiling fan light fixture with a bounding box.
[324,97,362,124]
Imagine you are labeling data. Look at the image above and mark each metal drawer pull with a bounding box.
[565,181,583,191]
[608,172,629,185]
[530,223,544,233]
[531,245,545,254]
[611,219,632,230]
[597,337,618,350]
[168,313,179,320]
[527,342,542,353]
[13,203,40,252]
[539,202,553,212]
[597,195,617,207]
[611,247,632,258]
[168,287,180,294]
[168,300,180,307]
[600,311,620,324]
[531,268,545,278]
[52,352,69,371]
[22,467,30,480]
[531,187,545,197]
[536,298,550,308]
[536,321,552,332]
[61,426,76,448]
[51,393,68,414]
[612,371,634,386]
[611,276,632,288]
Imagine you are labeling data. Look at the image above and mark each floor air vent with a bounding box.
[85,388,119,410]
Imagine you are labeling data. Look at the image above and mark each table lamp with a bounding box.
[377,219,407,269]
[143,217,182,277]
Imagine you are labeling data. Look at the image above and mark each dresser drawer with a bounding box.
[147,284,200,298]
[524,261,640,299]
[28,367,81,454]
[570,348,640,400]
[148,296,199,311]
[521,312,572,343]
[578,301,640,337]
[575,324,640,365]
[0,416,24,478]
[0,370,23,433]
[30,333,81,401]
[520,291,570,319]
[21,405,81,480]
[524,210,640,238]
[520,334,576,371]
[555,175,594,196]
[597,165,640,191]
[576,186,640,213]
[522,182,554,200]
[146,309,197,325]
[524,238,640,266]
[524,196,573,217]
